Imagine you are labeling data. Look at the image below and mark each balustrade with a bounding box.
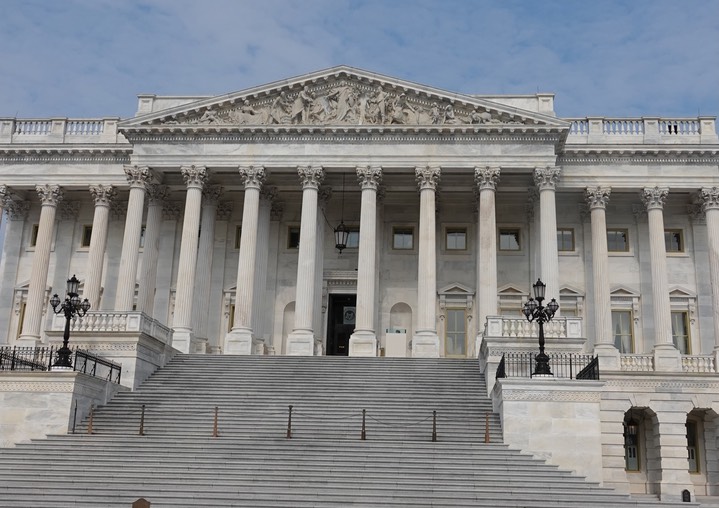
[485,315,582,339]
[14,120,52,135]
[50,311,172,344]
[603,119,644,135]
[65,120,104,135]
[681,355,715,373]
[566,116,713,144]
[620,354,654,372]
[1,117,121,143]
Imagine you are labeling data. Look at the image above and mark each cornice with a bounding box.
[0,144,132,164]
[559,144,719,164]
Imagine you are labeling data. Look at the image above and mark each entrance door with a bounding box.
[326,294,356,356]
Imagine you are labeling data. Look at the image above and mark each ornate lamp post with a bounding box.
[49,275,90,368]
[522,278,559,376]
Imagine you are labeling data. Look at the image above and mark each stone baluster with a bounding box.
[475,167,500,332]
[534,167,561,304]
[192,185,222,342]
[412,165,440,357]
[136,184,168,317]
[350,165,382,356]
[586,187,620,368]
[225,166,266,354]
[642,187,681,371]
[18,185,63,346]
[84,185,116,309]
[287,165,324,356]
[115,166,153,311]
[699,188,719,365]
[172,165,207,353]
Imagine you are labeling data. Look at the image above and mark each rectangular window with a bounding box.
[671,311,690,354]
[665,229,684,253]
[287,226,300,249]
[29,224,39,247]
[81,225,93,248]
[498,228,520,251]
[392,227,414,250]
[557,228,575,252]
[234,226,242,249]
[607,229,629,252]
[445,309,466,357]
[612,310,634,353]
[346,227,360,249]
[446,228,467,251]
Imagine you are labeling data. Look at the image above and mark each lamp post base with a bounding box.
[533,352,553,376]
[53,346,73,368]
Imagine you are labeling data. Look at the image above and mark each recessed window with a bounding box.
[288,226,300,249]
[665,229,684,253]
[612,310,634,353]
[81,225,93,248]
[29,224,39,247]
[498,228,520,251]
[234,226,243,249]
[607,229,629,252]
[557,228,575,252]
[624,415,641,471]
[686,420,699,473]
[446,228,467,250]
[139,225,146,249]
[671,311,690,354]
[392,227,414,250]
[346,228,360,249]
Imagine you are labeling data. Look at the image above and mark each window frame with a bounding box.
[287,225,301,250]
[612,310,635,353]
[607,228,630,253]
[498,227,521,252]
[624,416,641,472]
[80,224,93,248]
[557,227,575,252]
[671,310,691,354]
[444,307,467,358]
[391,226,415,251]
[29,224,39,247]
[445,227,468,251]
[686,420,700,474]
[345,226,360,250]
[664,229,685,254]
[234,225,243,249]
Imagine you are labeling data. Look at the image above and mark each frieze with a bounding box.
[500,390,601,403]
[154,79,524,128]
[0,381,76,393]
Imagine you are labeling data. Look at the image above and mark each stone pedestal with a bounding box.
[285,331,316,356]
[653,344,682,372]
[594,344,621,371]
[224,330,254,355]
[412,332,440,358]
[349,333,377,357]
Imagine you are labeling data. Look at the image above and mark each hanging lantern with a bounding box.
[334,221,349,253]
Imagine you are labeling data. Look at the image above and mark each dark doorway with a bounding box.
[326,294,357,356]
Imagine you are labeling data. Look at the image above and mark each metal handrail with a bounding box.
[0,345,121,383]
[495,352,600,380]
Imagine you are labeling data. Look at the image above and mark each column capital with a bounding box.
[162,201,183,221]
[181,165,208,189]
[260,185,278,203]
[239,165,266,190]
[89,184,117,208]
[35,184,63,207]
[474,166,500,191]
[642,186,668,210]
[415,165,441,191]
[700,187,719,211]
[146,184,169,205]
[318,185,332,210]
[271,200,284,221]
[217,201,234,220]
[202,184,223,205]
[533,166,561,190]
[585,186,611,210]
[0,185,8,202]
[298,165,324,189]
[123,165,153,189]
[4,195,29,220]
[356,165,382,190]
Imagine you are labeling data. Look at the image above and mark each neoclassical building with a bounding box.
[2,66,719,498]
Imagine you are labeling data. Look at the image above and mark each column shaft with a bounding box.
[136,186,167,316]
[251,193,273,341]
[700,188,719,351]
[193,186,221,339]
[84,185,115,309]
[475,167,500,329]
[586,188,613,346]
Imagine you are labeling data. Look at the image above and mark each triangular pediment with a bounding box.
[610,285,640,298]
[497,284,526,296]
[119,66,568,131]
[669,286,696,298]
[438,283,474,296]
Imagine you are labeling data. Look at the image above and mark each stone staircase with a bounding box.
[0,355,693,507]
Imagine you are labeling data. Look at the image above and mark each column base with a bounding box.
[286,330,316,356]
[16,335,41,348]
[653,344,682,372]
[593,344,621,371]
[172,327,196,354]
[349,331,377,357]
[223,329,255,355]
[411,332,440,358]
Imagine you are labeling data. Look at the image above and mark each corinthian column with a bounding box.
[475,167,500,333]
[534,167,561,305]
[18,185,63,346]
[287,165,324,356]
[172,165,207,353]
[642,187,681,371]
[115,166,152,311]
[586,187,620,368]
[349,165,382,356]
[84,185,116,309]
[225,166,266,355]
[412,165,440,357]
[193,185,222,342]
[136,184,168,317]
[700,188,719,365]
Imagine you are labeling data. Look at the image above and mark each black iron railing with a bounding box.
[0,346,121,383]
[496,352,599,380]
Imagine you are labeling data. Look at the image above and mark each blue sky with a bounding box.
[0,0,717,119]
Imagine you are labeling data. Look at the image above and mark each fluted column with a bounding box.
[412,165,440,357]
[700,188,719,361]
[586,187,621,367]
[475,167,500,333]
[225,166,266,354]
[534,167,561,305]
[642,187,681,371]
[349,165,382,356]
[251,186,276,345]
[287,165,324,356]
[172,165,207,353]
[83,185,116,309]
[192,185,222,342]
[136,184,168,317]
[0,194,29,342]
[18,185,63,346]
[115,166,152,311]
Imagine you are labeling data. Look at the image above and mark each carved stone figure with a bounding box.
[443,104,459,125]
[270,92,292,124]
[430,103,442,124]
[290,87,315,124]
[368,85,390,124]
[389,93,417,125]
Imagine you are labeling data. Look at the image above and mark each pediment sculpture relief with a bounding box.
[160,81,523,127]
